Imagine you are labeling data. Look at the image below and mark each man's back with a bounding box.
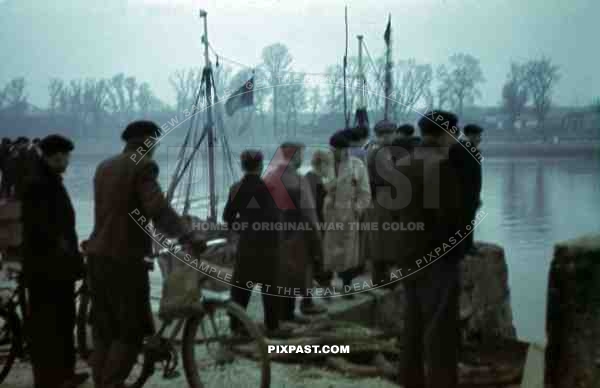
[223,174,279,244]
[87,151,183,260]
[450,139,482,208]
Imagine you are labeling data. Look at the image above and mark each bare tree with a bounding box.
[435,65,451,109]
[392,59,433,122]
[2,77,28,115]
[308,86,322,126]
[278,72,307,136]
[136,82,160,115]
[107,73,128,121]
[523,57,560,136]
[325,57,360,116]
[365,55,387,115]
[169,68,202,114]
[261,43,292,135]
[82,78,109,125]
[437,53,484,116]
[124,76,137,115]
[502,63,529,131]
[48,78,65,114]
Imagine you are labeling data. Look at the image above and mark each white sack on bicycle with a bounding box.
[159,250,202,319]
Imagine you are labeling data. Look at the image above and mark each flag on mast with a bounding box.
[384,15,391,47]
[383,14,392,120]
[225,77,254,116]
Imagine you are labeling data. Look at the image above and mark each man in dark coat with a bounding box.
[223,150,282,333]
[449,123,483,254]
[395,111,466,388]
[85,121,193,388]
[21,134,89,388]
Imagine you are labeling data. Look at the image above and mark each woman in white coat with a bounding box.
[323,130,371,298]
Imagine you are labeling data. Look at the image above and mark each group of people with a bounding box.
[5,122,202,388]
[2,108,483,388]
[224,110,484,388]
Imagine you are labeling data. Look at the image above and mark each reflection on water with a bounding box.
[477,156,600,343]
[65,153,600,344]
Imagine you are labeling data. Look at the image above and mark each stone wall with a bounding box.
[329,241,517,344]
[545,234,600,388]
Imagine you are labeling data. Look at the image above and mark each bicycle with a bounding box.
[76,249,271,388]
[0,258,92,383]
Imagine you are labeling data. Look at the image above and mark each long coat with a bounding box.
[450,139,482,209]
[223,174,279,286]
[264,158,322,292]
[21,158,82,387]
[22,158,83,282]
[323,153,371,273]
[378,143,465,268]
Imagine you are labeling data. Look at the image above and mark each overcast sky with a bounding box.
[0,0,597,108]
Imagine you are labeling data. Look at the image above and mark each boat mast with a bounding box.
[357,34,365,109]
[200,9,217,222]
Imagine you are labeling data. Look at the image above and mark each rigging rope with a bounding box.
[362,40,386,93]
[166,75,205,202]
[343,6,349,129]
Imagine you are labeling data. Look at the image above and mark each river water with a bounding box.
[63,140,600,345]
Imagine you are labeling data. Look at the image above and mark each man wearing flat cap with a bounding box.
[21,134,89,388]
[85,120,194,388]
[395,110,465,388]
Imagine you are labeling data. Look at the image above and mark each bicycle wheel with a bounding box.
[75,282,93,360]
[181,300,270,388]
[0,307,20,384]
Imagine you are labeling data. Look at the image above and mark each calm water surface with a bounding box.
[64,145,600,345]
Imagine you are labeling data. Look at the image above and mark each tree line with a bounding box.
[1,42,597,138]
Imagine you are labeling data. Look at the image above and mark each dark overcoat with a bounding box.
[223,174,279,286]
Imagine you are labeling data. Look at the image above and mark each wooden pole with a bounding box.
[357,35,365,108]
[343,6,349,129]
[200,10,217,222]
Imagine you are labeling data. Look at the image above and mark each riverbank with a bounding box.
[480,142,600,158]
